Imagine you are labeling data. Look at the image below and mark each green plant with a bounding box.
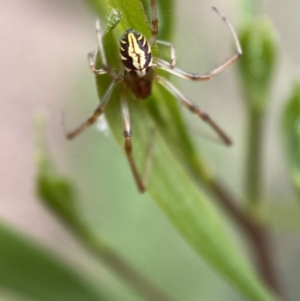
[1,1,299,301]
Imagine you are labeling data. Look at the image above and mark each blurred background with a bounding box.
[0,0,300,300]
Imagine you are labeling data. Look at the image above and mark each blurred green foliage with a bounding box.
[238,17,278,112]
[282,80,300,199]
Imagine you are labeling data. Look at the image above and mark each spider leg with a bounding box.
[155,7,242,81]
[94,18,122,81]
[149,0,158,46]
[155,40,176,68]
[66,81,116,139]
[87,51,107,75]
[121,91,154,193]
[149,0,176,68]
[155,75,232,145]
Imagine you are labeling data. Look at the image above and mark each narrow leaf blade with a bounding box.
[0,222,112,301]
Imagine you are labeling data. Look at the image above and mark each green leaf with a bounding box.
[282,79,300,199]
[82,1,279,300]
[104,86,279,301]
[0,221,112,301]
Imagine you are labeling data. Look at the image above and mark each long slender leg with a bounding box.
[66,81,116,139]
[87,51,106,75]
[149,0,158,46]
[121,92,154,193]
[94,18,122,81]
[155,7,242,81]
[155,40,176,68]
[155,75,232,145]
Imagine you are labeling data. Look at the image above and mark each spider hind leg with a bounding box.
[121,91,155,192]
[155,75,232,146]
[66,82,116,140]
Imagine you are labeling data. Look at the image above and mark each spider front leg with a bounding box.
[148,0,176,68]
[155,6,242,81]
[121,92,154,193]
[149,0,158,46]
[87,51,106,75]
[92,18,122,81]
[156,75,232,145]
[155,40,176,68]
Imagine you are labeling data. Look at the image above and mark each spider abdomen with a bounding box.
[119,29,152,78]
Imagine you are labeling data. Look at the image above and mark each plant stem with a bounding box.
[209,180,284,299]
[245,109,264,207]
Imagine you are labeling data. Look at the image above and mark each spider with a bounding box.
[66,0,242,193]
